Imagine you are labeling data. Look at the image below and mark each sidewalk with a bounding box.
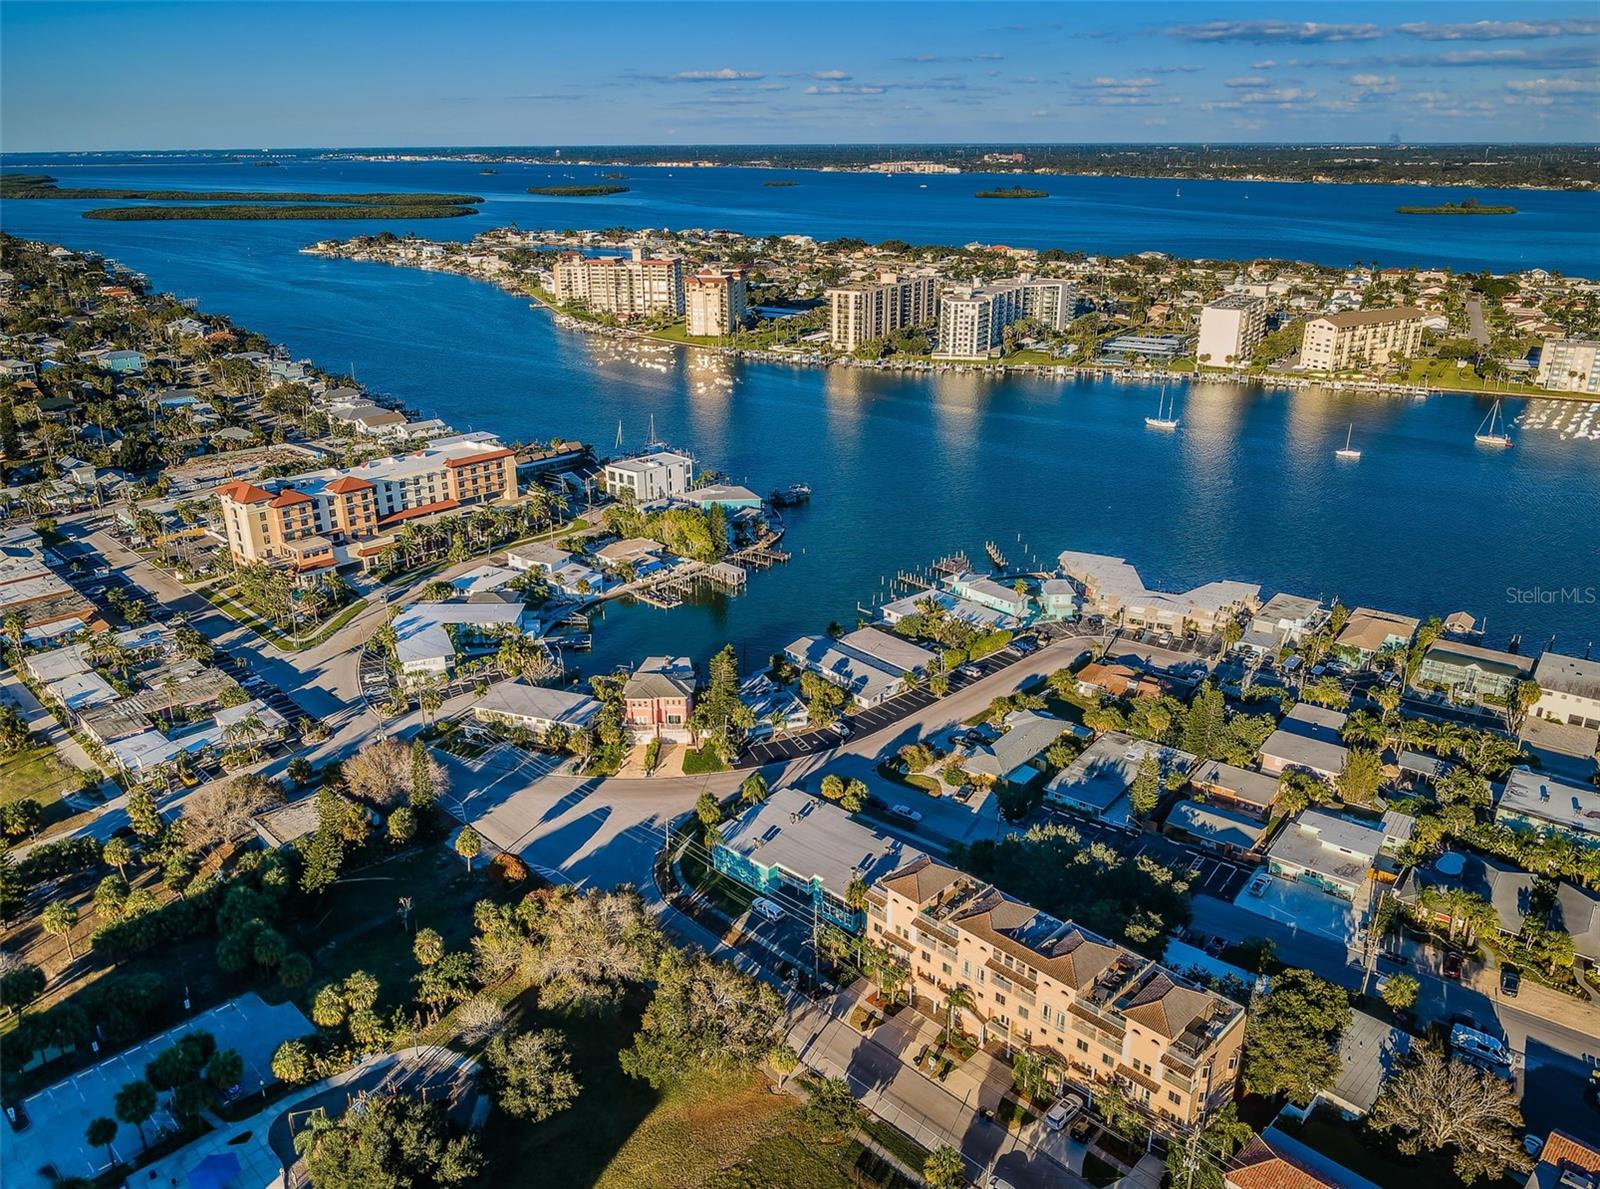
[785,985,1090,1189]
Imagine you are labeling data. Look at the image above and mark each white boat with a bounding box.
[1474,400,1513,448]
[1335,423,1361,460]
[1144,387,1179,430]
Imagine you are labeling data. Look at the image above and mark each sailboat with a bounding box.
[1474,400,1513,448]
[1145,386,1180,430]
[1335,424,1361,460]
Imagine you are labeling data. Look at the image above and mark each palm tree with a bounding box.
[943,985,973,1041]
[844,876,868,914]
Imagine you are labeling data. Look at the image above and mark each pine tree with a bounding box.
[410,738,436,810]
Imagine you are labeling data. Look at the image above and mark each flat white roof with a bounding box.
[1498,766,1600,835]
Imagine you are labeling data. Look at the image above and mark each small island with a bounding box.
[975,185,1049,200]
[1396,198,1517,216]
[528,184,630,197]
[601,171,628,179]
[763,180,799,187]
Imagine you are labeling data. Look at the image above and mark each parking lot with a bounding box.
[739,641,1030,768]
[1040,806,1254,903]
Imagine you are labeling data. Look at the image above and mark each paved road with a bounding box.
[1465,296,1490,349]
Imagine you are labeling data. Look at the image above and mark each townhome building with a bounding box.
[602,451,693,502]
[1532,651,1600,729]
[867,857,1245,1130]
[1055,551,1260,636]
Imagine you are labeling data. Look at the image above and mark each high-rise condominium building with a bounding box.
[1196,294,1267,368]
[826,271,939,351]
[935,277,1075,359]
[1537,338,1600,394]
[685,268,748,337]
[1298,307,1424,372]
[552,248,684,318]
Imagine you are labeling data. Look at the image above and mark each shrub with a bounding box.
[488,853,529,888]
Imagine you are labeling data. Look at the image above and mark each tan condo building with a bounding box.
[216,434,517,571]
[935,277,1074,359]
[553,248,684,318]
[826,271,939,351]
[685,267,748,337]
[1536,338,1600,394]
[1299,307,1424,373]
[1196,294,1267,368]
[867,857,1245,1130]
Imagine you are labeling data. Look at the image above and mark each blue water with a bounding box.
[3,158,1598,670]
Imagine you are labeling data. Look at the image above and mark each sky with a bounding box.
[2,2,1598,151]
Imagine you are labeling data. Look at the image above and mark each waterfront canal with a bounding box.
[3,158,1597,670]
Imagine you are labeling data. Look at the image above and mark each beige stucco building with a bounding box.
[553,249,684,318]
[685,268,748,337]
[826,271,938,351]
[1299,307,1424,372]
[1537,338,1600,394]
[1197,294,1267,368]
[867,857,1245,1130]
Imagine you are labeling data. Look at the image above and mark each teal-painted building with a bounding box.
[711,788,926,934]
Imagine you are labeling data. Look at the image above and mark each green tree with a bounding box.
[483,1028,581,1122]
[1381,973,1420,1010]
[294,1093,481,1189]
[1369,1050,1527,1183]
[802,1075,861,1138]
[113,1080,157,1154]
[1242,968,1352,1104]
[410,738,437,809]
[414,927,444,967]
[695,790,723,847]
[388,805,417,845]
[739,772,769,807]
[455,827,481,871]
[924,1145,966,1189]
[1129,753,1161,819]
[841,778,868,813]
[86,1116,119,1166]
[271,1039,313,1085]
[619,948,782,1089]
[1181,686,1227,759]
[42,900,79,959]
[125,786,163,837]
[1338,748,1384,805]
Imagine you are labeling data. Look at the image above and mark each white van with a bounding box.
[751,897,785,923]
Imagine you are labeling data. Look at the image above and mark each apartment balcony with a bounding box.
[985,957,1037,992]
[1161,1065,1195,1094]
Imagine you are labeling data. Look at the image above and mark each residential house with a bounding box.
[623,656,695,742]
[1312,1009,1413,1120]
[878,589,1013,633]
[472,680,601,735]
[1259,704,1350,782]
[1038,579,1080,621]
[961,711,1069,787]
[687,483,762,511]
[1043,732,1196,828]
[1266,809,1385,899]
[1056,551,1260,636]
[391,602,527,676]
[1163,801,1268,857]
[1532,651,1600,729]
[867,856,1245,1129]
[1187,760,1281,820]
[783,628,936,708]
[1415,641,1533,702]
[1396,850,1600,965]
[1240,593,1327,655]
[1531,1131,1600,1189]
[602,451,693,503]
[1226,1131,1380,1189]
[947,573,1030,621]
[713,788,925,932]
[1334,607,1419,664]
[1496,766,1600,845]
[1075,661,1169,701]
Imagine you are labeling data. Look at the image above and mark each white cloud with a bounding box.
[1505,77,1600,94]
[1397,20,1599,41]
[804,84,885,95]
[811,69,850,80]
[1168,20,1381,45]
[1226,76,1269,87]
[668,68,764,82]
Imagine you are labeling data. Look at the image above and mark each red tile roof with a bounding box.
[216,480,275,505]
[1542,1131,1600,1176]
[1226,1137,1337,1189]
[268,489,313,508]
[444,448,514,468]
[325,476,375,494]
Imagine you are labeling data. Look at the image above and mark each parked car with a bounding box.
[1070,1114,1095,1142]
[890,804,924,823]
[1442,951,1464,980]
[1500,965,1521,997]
[958,665,982,680]
[1524,1134,1544,1158]
[751,897,785,923]
[1246,873,1270,898]
[1012,637,1040,655]
[1043,1093,1085,1132]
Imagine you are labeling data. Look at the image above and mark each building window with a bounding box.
[1102,1054,1114,1067]
[1168,1091,1182,1106]
[1076,1039,1089,1053]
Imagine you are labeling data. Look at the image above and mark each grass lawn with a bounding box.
[483,984,908,1189]
[0,745,83,815]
